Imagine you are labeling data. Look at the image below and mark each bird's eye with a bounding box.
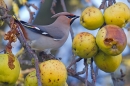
[65,15,76,18]
[66,15,72,18]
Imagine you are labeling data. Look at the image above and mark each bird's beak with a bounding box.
[70,15,80,25]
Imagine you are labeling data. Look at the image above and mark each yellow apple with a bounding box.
[72,32,98,58]
[104,2,130,27]
[94,50,122,73]
[39,60,67,86]
[24,70,38,86]
[80,6,104,30]
[0,54,20,86]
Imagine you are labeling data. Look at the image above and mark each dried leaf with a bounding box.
[4,30,17,43]
[0,54,15,70]
[8,52,15,69]
[4,18,18,62]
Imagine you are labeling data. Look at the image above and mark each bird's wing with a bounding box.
[20,21,64,40]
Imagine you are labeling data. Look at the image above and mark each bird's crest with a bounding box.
[51,12,74,18]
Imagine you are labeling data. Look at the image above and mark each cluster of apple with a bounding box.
[72,2,130,72]
[0,54,67,86]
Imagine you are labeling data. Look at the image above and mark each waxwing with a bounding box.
[15,12,79,54]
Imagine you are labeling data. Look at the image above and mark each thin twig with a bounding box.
[26,3,38,10]
[68,71,85,83]
[50,0,57,14]
[84,59,88,86]
[60,0,67,12]
[95,66,98,78]
[99,0,107,9]
[25,3,38,23]
[119,69,125,81]
[67,57,82,69]
[0,6,8,11]
[111,69,125,86]
[111,73,118,86]
[25,4,35,23]
[70,27,74,41]
[75,67,86,75]
[90,58,95,86]
[67,68,93,86]
[108,0,113,7]
[0,7,11,20]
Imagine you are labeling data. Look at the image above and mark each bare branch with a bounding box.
[70,27,74,41]
[99,0,107,9]
[0,6,8,11]
[0,6,11,20]
[75,67,86,75]
[111,69,125,86]
[108,0,113,7]
[26,3,38,10]
[67,57,82,69]
[25,3,37,23]
[95,66,99,78]
[16,24,42,86]
[50,0,57,14]
[60,0,67,12]
[84,59,88,86]
[119,69,125,81]
[0,4,42,85]
[68,69,85,83]
[90,58,96,86]
[67,68,93,86]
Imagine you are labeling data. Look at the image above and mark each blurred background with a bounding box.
[0,0,130,86]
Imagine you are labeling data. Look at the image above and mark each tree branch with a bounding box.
[90,58,95,86]
[16,24,42,86]
[67,57,82,69]
[67,68,93,86]
[50,0,57,14]
[84,59,88,86]
[25,3,38,23]
[111,69,125,86]
[60,0,67,12]
[0,5,42,86]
